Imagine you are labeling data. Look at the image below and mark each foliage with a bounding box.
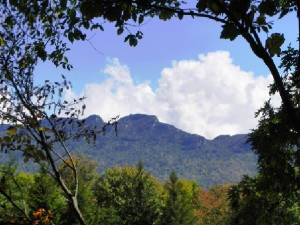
[228,45,300,225]
[194,184,231,225]
[228,175,299,225]
[7,0,185,47]
[32,208,55,225]
[249,46,299,195]
[1,159,297,225]
[28,165,67,224]
[0,162,67,224]
[58,153,99,225]
[94,163,164,225]
[0,2,116,224]
[0,162,34,224]
[0,159,97,225]
[161,171,197,225]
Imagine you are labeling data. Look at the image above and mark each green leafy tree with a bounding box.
[29,165,67,224]
[161,171,197,225]
[228,45,299,225]
[228,175,299,225]
[0,2,117,225]
[0,162,33,224]
[249,46,299,196]
[94,163,163,225]
[58,153,99,225]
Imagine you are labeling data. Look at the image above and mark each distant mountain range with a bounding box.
[0,114,257,188]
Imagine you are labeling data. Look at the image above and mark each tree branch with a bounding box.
[0,189,31,222]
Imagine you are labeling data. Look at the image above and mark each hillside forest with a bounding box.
[0,114,258,189]
[1,157,298,225]
[0,0,299,225]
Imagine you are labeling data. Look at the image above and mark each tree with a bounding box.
[194,185,231,225]
[94,163,163,225]
[29,165,68,224]
[58,153,99,225]
[117,2,299,222]
[0,155,102,225]
[0,162,33,224]
[227,45,299,225]
[227,47,299,225]
[249,45,299,196]
[0,3,117,225]
[161,171,197,225]
[228,175,299,225]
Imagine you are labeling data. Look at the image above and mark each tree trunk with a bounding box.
[241,30,299,133]
[71,196,87,225]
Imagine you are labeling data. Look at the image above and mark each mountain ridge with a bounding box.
[0,114,257,188]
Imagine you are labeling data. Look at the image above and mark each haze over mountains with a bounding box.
[0,114,257,188]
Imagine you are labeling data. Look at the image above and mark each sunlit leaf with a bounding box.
[7,127,17,136]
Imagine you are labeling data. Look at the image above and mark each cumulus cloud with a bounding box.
[66,52,280,139]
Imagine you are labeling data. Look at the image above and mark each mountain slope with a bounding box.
[69,114,257,188]
[0,114,257,188]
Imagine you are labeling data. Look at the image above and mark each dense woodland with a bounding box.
[0,157,299,225]
[0,0,299,225]
[0,158,231,225]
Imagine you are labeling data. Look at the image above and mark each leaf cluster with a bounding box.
[228,175,299,225]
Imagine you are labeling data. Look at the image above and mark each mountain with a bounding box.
[0,114,257,188]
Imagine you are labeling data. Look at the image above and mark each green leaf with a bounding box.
[138,15,144,24]
[136,31,143,40]
[262,26,268,33]
[246,10,255,24]
[196,0,207,12]
[129,36,137,46]
[7,127,17,136]
[117,27,124,35]
[178,11,184,20]
[208,1,222,14]
[38,127,44,132]
[5,15,14,29]
[220,23,239,41]
[256,13,266,25]
[35,150,46,161]
[68,32,74,43]
[265,33,285,57]
[4,136,11,143]
[0,36,5,47]
[159,9,174,21]
[132,12,137,22]
[35,42,47,61]
[259,0,277,16]
[44,127,51,133]
[67,8,76,19]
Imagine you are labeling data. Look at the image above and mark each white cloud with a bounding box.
[66,52,280,139]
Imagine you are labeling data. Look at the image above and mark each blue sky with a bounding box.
[35,11,297,139]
